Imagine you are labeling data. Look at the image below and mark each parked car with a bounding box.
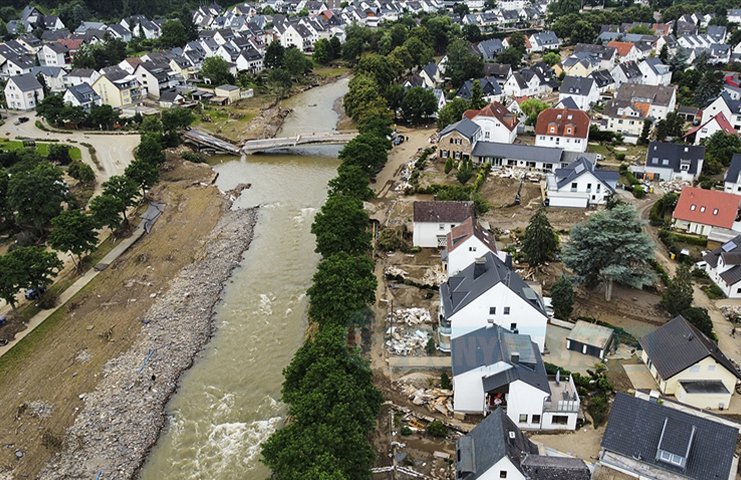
[24,286,46,301]
[13,116,29,125]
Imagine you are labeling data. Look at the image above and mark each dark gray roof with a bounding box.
[457,408,538,480]
[9,73,42,92]
[602,393,739,480]
[616,60,642,80]
[590,69,615,88]
[441,252,547,319]
[639,315,741,380]
[457,77,501,100]
[574,43,616,60]
[521,455,591,480]
[724,153,741,184]
[439,118,481,140]
[472,142,563,165]
[532,31,560,46]
[559,76,594,96]
[645,141,705,174]
[65,83,99,103]
[554,157,619,191]
[556,97,578,109]
[703,235,741,268]
[477,38,504,58]
[413,200,474,223]
[719,264,741,285]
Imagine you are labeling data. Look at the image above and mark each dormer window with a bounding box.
[713,208,719,215]
[690,204,696,211]
[700,206,706,213]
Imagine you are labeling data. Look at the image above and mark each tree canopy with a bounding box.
[311,194,372,257]
[522,208,558,267]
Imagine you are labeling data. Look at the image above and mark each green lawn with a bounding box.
[0,139,82,160]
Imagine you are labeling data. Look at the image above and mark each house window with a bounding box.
[500,472,508,479]
[690,204,696,211]
[586,183,592,192]
[510,322,517,331]
[571,182,578,191]
[700,206,706,213]
[439,224,445,230]
[504,307,510,315]
[531,414,541,424]
[708,364,716,372]
[690,365,700,372]
[713,208,719,215]
[489,307,496,315]
[518,414,527,423]
[659,450,672,462]
[551,415,569,425]
[469,246,477,252]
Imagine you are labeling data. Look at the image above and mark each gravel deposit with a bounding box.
[39,206,259,480]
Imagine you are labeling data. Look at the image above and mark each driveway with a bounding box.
[0,111,140,193]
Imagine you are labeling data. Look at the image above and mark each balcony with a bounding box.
[438,313,451,353]
[543,375,580,413]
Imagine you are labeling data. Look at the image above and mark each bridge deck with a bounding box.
[183,129,241,155]
[242,131,357,153]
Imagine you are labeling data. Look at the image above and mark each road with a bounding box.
[0,111,140,193]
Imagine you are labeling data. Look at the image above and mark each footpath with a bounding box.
[0,203,164,358]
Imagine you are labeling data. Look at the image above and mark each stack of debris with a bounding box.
[398,384,454,417]
[421,266,446,287]
[721,305,741,323]
[385,327,431,356]
[385,265,409,279]
[391,307,432,326]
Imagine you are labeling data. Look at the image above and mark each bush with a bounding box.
[425,337,436,355]
[633,185,646,198]
[181,150,207,163]
[702,284,726,300]
[444,157,453,174]
[377,228,410,252]
[47,144,72,165]
[681,307,716,340]
[588,393,610,426]
[400,425,413,436]
[68,160,95,184]
[440,372,452,390]
[425,420,448,438]
[615,153,626,162]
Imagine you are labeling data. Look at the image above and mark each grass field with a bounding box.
[0,139,82,160]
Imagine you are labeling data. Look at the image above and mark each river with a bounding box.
[140,77,348,479]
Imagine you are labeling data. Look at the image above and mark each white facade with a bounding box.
[445,283,547,352]
[535,133,587,152]
[446,236,497,275]
[638,61,672,86]
[705,257,741,299]
[413,221,463,248]
[702,95,741,131]
[37,45,67,67]
[547,171,613,207]
[470,115,517,144]
[4,77,43,111]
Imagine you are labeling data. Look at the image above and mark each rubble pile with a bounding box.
[398,384,454,417]
[391,307,432,326]
[40,207,259,480]
[721,305,741,323]
[421,266,446,287]
[385,265,409,279]
[386,327,431,356]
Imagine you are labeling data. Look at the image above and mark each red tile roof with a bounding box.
[534,108,590,138]
[684,112,737,138]
[463,101,519,131]
[446,217,497,254]
[673,187,741,229]
[607,41,636,57]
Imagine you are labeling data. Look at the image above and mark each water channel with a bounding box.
[140,77,349,479]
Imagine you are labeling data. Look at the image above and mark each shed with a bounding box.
[214,84,241,103]
[566,320,614,360]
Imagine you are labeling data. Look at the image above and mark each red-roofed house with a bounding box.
[464,101,519,144]
[684,112,738,146]
[607,41,641,62]
[444,217,499,275]
[534,108,590,152]
[672,187,741,237]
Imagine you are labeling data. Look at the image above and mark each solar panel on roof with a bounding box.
[574,163,585,174]
[722,241,737,252]
[523,287,538,300]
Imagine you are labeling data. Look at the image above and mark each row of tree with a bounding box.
[261,75,393,478]
[37,96,122,130]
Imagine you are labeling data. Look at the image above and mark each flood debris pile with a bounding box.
[39,207,258,480]
[398,383,454,417]
[385,308,434,356]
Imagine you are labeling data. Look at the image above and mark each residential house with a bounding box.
[708,25,727,43]
[476,38,505,61]
[640,315,741,409]
[503,70,541,98]
[437,118,482,160]
[122,16,161,39]
[638,58,672,86]
[558,76,600,111]
[463,102,519,144]
[214,84,242,103]
[456,409,590,479]
[728,9,741,24]
[63,83,102,110]
[560,53,601,78]
[566,320,614,360]
[724,154,741,194]
[30,66,65,92]
[483,63,512,87]
[439,252,548,352]
[545,156,618,207]
[672,187,741,237]
[527,31,561,53]
[236,48,264,73]
[4,73,44,110]
[107,24,133,42]
[635,142,705,182]
[703,235,741,299]
[451,324,579,428]
[608,40,641,62]
[472,143,566,171]
[412,200,475,248]
[457,77,502,104]
[600,393,739,480]
[535,108,590,153]
[604,84,677,142]
[684,112,738,146]
[2,53,35,78]
[702,92,741,132]
[134,61,180,99]
[573,43,617,70]
[443,217,498,276]
[589,69,617,96]
[419,62,442,88]
[610,60,643,87]
[91,66,141,107]
[37,43,69,68]
[65,68,101,87]
[158,90,186,108]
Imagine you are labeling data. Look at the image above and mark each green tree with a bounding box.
[446,38,484,88]
[284,47,312,77]
[520,98,550,126]
[400,87,437,124]
[47,144,72,165]
[268,68,293,99]
[178,6,199,42]
[311,195,371,257]
[444,157,453,174]
[659,44,668,62]
[507,32,527,55]
[87,104,119,130]
[563,203,655,301]
[0,246,62,309]
[90,194,125,231]
[338,134,389,176]
[550,276,574,319]
[542,52,561,66]
[388,45,414,73]
[654,112,684,141]
[638,119,652,144]
[342,35,364,64]
[36,94,65,125]
[627,25,654,35]
[402,36,433,67]
[355,53,399,87]
[101,175,139,223]
[344,74,384,121]
[159,20,188,49]
[313,38,332,65]
[136,134,166,165]
[327,164,373,201]
[548,0,581,17]
[7,161,67,235]
[421,15,456,54]
[68,160,95,184]
[522,207,558,267]
[462,24,482,42]
[703,131,741,172]
[469,80,486,110]
[49,209,98,269]
[125,157,160,197]
[58,1,90,31]
[139,115,163,135]
[661,264,693,315]
[201,56,234,85]
[694,67,723,106]
[265,41,285,69]
[680,307,715,340]
[307,253,376,326]
[437,97,469,130]
[496,47,523,70]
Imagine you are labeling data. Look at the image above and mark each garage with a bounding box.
[566,321,615,360]
[547,195,589,208]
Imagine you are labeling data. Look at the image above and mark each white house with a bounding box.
[4,73,44,110]
[546,157,619,208]
[637,58,672,86]
[701,92,741,132]
[37,43,69,68]
[635,142,705,182]
[444,217,498,275]
[451,324,580,430]
[528,31,561,53]
[724,154,741,195]
[30,66,65,92]
[684,112,738,146]
[640,315,741,409]
[672,187,741,237]
[236,48,264,73]
[439,252,548,352]
[412,201,475,248]
[558,76,599,111]
[534,108,590,153]
[63,83,102,110]
[703,235,741,299]
[64,68,101,87]
[463,101,519,144]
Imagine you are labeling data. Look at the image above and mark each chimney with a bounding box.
[649,390,660,403]
[505,254,513,269]
[511,352,520,364]
[473,257,487,279]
